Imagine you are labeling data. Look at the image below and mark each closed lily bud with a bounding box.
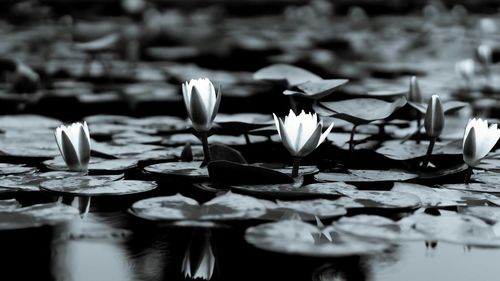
[182,232,215,280]
[409,76,422,103]
[424,95,444,138]
[463,118,500,167]
[54,122,91,172]
[455,59,476,80]
[477,44,493,65]
[273,110,334,157]
[182,78,221,132]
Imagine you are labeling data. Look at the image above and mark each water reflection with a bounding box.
[50,217,134,281]
[182,229,216,280]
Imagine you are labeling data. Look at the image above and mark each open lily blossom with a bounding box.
[54,122,91,172]
[274,110,333,177]
[182,78,221,132]
[273,110,333,158]
[463,118,500,168]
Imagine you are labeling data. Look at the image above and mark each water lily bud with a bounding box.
[409,76,422,103]
[455,59,476,80]
[424,95,444,138]
[463,118,500,167]
[54,122,91,171]
[477,44,493,65]
[182,78,221,132]
[273,110,334,157]
[182,232,215,280]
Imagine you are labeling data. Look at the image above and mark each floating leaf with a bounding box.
[130,192,266,222]
[284,79,349,99]
[334,190,421,210]
[376,140,461,160]
[208,160,294,184]
[245,220,388,257]
[0,203,79,230]
[144,161,209,180]
[253,64,321,87]
[261,199,347,221]
[40,178,156,196]
[314,169,418,182]
[44,157,138,172]
[0,163,36,175]
[231,182,355,199]
[317,97,407,125]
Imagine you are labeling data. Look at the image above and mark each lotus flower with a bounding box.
[463,118,500,167]
[424,95,444,138]
[182,78,221,132]
[182,232,215,280]
[409,76,422,103]
[54,122,91,172]
[273,110,333,158]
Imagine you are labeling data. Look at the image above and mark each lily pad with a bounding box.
[334,190,421,210]
[314,169,418,182]
[253,64,321,87]
[208,161,294,184]
[459,206,500,224]
[245,220,388,257]
[0,203,79,231]
[130,192,266,222]
[375,140,462,160]
[442,182,500,194]
[392,182,488,207]
[317,97,407,125]
[261,199,347,221]
[40,178,157,196]
[144,161,208,180]
[43,156,138,172]
[231,182,356,198]
[0,163,36,175]
[284,79,349,99]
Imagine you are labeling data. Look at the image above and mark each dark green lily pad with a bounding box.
[112,132,163,145]
[0,115,60,130]
[0,163,36,175]
[91,140,163,158]
[408,100,468,114]
[376,140,462,160]
[245,220,389,257]
[314,169,418,182]
[163,134,267,146]
[442,182,500,194]
[253,64,321,87]
[43,156,138,172]
[261,199,347,221]
[214,113,273,128]
[318,97,407,125]
[0,203,79,231]
[231,182,356,198]
[130,192,267,221]
[144,161,208,180]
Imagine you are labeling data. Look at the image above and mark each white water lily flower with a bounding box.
[463,118,500,167]
[273,110,334,157]
[182,78,221,132]
[54,122,91,171]
[424,95,444,138]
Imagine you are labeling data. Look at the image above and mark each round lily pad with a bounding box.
[0,163,36,175]
[261,199,347,221]
[392,182,488,207]
[376,140,461,160]
[459,206,500,224]
[144,161,208,180]
[0,203,79,231]
[284,79,349,99]
[442,183,500,194]
[44,156,138,173]
[231,182,356,198]
[314,169,418,182]
[130,192,267,222]
[253,64,321,87]
[40,178,156,196]
[318,97,407,125]
[334,190,421,210]
[245,220,389,257]
[472,171,500,186]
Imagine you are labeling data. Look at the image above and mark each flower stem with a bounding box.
[349,125,358,158]
[292,157,301,178]
[201,132,211,166]
[464,166,473,184]
[416,114,422,144]
[422,137,436,167]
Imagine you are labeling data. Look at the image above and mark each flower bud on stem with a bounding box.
[464,166,473,184]
[200,132,211,167]
[292,157,301,178]
[422,137,436,167]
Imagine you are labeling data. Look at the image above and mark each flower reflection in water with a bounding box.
[50,217,134,281]
[182,230,216,280]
